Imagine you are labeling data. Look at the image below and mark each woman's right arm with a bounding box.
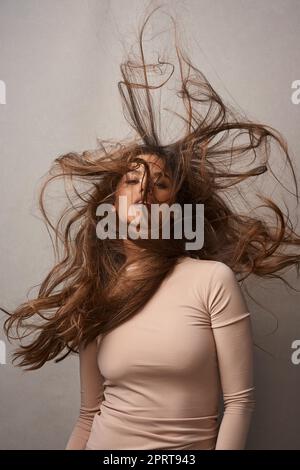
[65,337,105,450]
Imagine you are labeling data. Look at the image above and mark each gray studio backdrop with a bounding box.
[1,0,300,450]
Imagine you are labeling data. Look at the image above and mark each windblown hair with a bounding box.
[2,5,300,370]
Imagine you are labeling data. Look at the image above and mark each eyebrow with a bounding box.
[127,169,171,180]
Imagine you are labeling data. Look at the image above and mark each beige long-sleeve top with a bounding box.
[65,257,255,450]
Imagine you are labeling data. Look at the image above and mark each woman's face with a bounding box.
[114,154,174,223]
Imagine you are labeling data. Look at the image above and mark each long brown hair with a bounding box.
[2,5,300,370]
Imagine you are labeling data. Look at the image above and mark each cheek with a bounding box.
[156,188,173,204]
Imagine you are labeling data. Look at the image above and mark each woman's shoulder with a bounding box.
[178,258,248,320]
[177,256,230,276]
[177,257,236,294]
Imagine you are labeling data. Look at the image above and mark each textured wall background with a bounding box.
[0,0,299,449]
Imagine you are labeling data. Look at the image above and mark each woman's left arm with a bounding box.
[207,262,256,450]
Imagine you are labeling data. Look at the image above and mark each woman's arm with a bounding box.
[207,262,256,450]
[65,337,105,450]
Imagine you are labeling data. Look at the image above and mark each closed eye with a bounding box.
[155,182,168,189]
[125,178,169,189]
[125,179,140,185]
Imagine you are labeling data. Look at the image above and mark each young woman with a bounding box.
[2,6,300,450]
[66,151,256,451]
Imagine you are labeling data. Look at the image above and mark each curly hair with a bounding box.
[2,5,300,370]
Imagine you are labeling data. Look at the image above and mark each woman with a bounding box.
[66,151,256,451]
[2,6,300,450]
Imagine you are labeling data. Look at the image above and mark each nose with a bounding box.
[139,174,154,202]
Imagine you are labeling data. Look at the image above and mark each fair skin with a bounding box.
[113,154,174,261]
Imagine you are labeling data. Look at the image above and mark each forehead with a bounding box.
[129,154,165,171]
